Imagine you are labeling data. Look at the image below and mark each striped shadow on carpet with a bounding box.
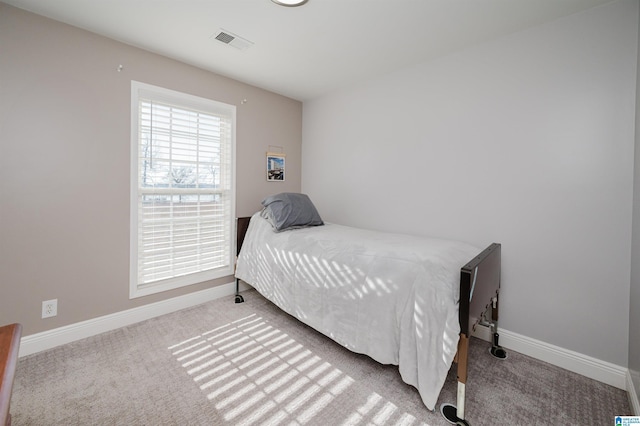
[11,289,631,425]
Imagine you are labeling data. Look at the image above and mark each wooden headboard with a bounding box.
[236,217,252,256]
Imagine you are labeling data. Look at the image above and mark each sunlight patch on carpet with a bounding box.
[169,313,428,425]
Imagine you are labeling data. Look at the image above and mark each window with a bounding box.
[130,81,236,298]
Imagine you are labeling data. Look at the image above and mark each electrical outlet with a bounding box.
[42,299,57,318]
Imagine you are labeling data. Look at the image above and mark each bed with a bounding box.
[234,193,503,425]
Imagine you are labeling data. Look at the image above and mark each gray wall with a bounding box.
[630,0,640,412]
[0,4,302,336]
[302,0,637,367]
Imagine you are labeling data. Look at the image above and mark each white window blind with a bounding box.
[130,81,235,298]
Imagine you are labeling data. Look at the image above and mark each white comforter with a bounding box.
[235,213,480,410]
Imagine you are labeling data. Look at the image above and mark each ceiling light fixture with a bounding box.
[271,0,308,7]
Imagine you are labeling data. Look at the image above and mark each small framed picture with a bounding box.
[266,153,285,181]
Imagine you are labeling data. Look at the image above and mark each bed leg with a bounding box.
[440,334,470,426]
[489,297,506,359]
[234,278,244,303]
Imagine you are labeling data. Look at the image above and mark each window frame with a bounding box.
[129,81,236,299]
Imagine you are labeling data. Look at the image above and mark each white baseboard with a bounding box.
[19,281,250,357]
[472,324,627,390]
[628,370,640,415]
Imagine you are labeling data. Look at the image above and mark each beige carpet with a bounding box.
[11,289,631,425]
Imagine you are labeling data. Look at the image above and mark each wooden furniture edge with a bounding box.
[0,323,22,426]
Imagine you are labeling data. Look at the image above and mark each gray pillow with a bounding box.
[261,193,324,231]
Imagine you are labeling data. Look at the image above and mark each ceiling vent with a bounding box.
[213,29,254,51]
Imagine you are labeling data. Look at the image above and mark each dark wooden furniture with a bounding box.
[234,217,252,303]
[0,323,22,426]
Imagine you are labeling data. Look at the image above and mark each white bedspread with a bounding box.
[235,213,480,410]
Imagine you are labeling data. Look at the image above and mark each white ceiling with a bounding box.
[3,0,614,101]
